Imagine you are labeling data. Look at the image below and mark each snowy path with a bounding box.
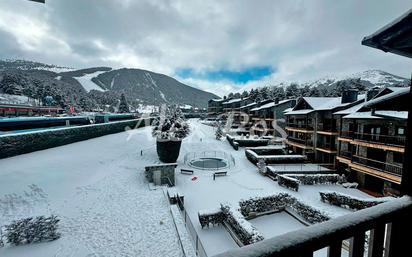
[0,119,373,257]
[0,126,182,257]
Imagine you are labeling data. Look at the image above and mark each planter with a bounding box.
[156,139,182,163]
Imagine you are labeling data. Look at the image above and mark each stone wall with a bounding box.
[145,163,177,186]
[0,117,153,159]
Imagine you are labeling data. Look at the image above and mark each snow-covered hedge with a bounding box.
[319,191,388,211]
[286,174,344,185]
[221,204,264,245]
[245,149,306,165]
[277,175,300,191]
[198,208,225,228]
[239,194,329,224]
[239,193,293,216]
[1,215,60,246]
[226,134,269,149]
[290,200,329,224]
[226,135,239,150]
[0,117,154,159]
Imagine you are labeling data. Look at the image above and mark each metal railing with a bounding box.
[215,196,412,257]
[352,155,403,176]
[354,132,406,146]
[339,131,406,146]
[176,196,208,257]
[184,151,235,170]
[287,136,313,146]
[339,150,352,159]
[286,123,314,130]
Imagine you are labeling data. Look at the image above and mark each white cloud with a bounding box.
[0,0,411,94]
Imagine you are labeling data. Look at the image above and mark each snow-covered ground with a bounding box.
[0,119,373,257]
[0,127,182,257]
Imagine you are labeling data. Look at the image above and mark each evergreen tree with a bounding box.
[215,124,224,140]
[118,93,130,113]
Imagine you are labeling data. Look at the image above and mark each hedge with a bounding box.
[0,117,153,159]
[285,174,344,185]
[278,175,300,191]
[319,191,389,211]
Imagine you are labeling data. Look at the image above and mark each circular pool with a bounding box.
[184,151,235,171]
[189,157,228,169]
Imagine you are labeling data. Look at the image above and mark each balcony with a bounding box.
[317,122,337,132]
[352,155,403,177]
[355,132,406,147]
[215,196,412,257]
[287,136,313,146]
[339,150,352,159]
[339,131,406,147]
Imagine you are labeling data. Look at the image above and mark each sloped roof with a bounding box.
[363,87,409,108]
[250,99,292,112]
[240,102,257,109]
[362,8,412,58]
[343,110,408,120]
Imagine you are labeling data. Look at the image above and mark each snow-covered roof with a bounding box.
[284,109,313,115]
[363,87,409,108]
[223,97,250,105]
[333,102,365,115]
[209,98,225,102]
[374,111,408,119]
[283,107,293,113]
[250,99,292,112]
[343,111,382,119]
[304,95,365,111]
[240,102,257,109]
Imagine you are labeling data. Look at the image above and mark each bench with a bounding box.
[180,169,194,175]
[213,171,227,180]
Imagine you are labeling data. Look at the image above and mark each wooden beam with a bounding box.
[285,127,314,133]
[350,163,402,184]
[317,131,338,136]
[351,140,404,153]
[401,77,412,195]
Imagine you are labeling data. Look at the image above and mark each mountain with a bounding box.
[0,60,219,110]
[240,70,410,93]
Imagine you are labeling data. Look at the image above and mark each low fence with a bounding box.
[177,196,208,257]
[0,117,154,159]
[184,151,235,170]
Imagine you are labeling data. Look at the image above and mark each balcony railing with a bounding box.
[215,196,412,257]
[316,143,337,151]
[339,131,406,146]
[339,150,352,159]
[352,155,403,176]
[287,136,313,146]
[317,123,337,132]
[355,132,406,146]
[286,123,314,130]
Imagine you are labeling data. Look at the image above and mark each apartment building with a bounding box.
[207,98,228,117]
[249,99,296,136]
[335,87,409,196]
[284,90,363,164]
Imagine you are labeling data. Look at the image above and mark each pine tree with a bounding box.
[118,93,129,113]
[215,124,224,140]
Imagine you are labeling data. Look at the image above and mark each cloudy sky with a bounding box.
[0,0,411,96]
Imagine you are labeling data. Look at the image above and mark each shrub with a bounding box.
[152,105,190,140]
[3,215,60,246]
[278,174,300,191]
[198,209,225,228]
[286,174,344,185]
[221,204,264,245]
[319,191,388,211]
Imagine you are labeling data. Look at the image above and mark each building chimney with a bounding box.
[274,97,279,104]
[341,89,359,104]
[366,86,380,101]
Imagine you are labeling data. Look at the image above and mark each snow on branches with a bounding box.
[152,105,190,140]
[0,215,61,247]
